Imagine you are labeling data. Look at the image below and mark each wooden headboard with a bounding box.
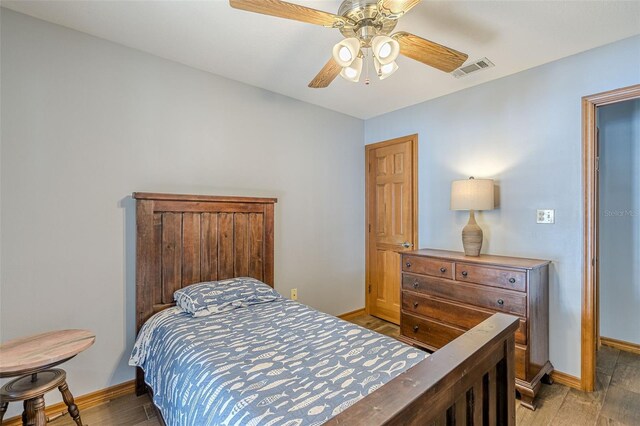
[133,192,277,332]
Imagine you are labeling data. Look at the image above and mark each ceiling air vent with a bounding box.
[451,57,495,78]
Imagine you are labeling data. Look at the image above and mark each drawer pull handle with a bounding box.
[440,267,447,273]
[461,271,468,277]
[413,325,419,332]
[413,302,419,308]
[406,262,412,268]
[497,299,504,305]
[413,281,419,289]
[509,278,516,284]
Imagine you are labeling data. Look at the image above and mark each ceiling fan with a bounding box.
[229,0,469,88]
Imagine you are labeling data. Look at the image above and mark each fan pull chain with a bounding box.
[364,49,371,85]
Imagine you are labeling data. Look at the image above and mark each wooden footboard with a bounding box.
[327,313,520,426]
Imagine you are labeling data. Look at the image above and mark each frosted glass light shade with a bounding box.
[340,56,363,82]
[375,58,398,80]
[371,36,400,65]
[451,178,495,211]
[332,38,361,67]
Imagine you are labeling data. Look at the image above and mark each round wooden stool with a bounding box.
[0,330,95,426]
[0,369,81,425]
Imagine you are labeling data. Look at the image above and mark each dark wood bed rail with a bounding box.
[327,313,519,426]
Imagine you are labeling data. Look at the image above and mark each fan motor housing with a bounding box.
[338,0,397,45]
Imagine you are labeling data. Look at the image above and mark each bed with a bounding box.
[132,192,519,425]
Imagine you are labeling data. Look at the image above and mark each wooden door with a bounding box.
[366,135,418,324]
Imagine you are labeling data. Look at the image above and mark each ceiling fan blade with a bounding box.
[393,31,468,73]
[377,0,422,18]
[308,57,342,88]
[229,0,348,28]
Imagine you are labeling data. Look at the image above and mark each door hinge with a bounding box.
[368,284,372,293]
[595,157,600,172]
[368,224,371,232]
[368,162,371,172]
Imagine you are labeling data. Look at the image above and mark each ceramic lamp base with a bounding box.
[462,210,483,257]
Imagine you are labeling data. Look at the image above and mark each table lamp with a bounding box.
[451,177,495,256]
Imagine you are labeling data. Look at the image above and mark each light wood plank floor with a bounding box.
[49,314,640,426]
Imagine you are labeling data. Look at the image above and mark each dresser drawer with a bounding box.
[402,255,454,280]
[402,274,527,316]
[456,263,527,292]
[401,313,465,349]
[402,292,527,345]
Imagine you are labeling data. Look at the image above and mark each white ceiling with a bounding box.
[3,0,639,119]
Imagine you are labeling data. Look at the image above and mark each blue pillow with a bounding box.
[174,277,281,317]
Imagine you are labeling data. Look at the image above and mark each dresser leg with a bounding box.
[58,381,83,426]
[0,401,7,423]
[519,393,537,410]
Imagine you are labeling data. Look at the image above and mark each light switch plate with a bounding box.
[537,209,555,224]
[290,288,298,300]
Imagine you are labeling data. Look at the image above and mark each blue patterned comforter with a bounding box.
[130,299,427,426]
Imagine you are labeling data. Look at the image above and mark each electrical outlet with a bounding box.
[537,209,555,224]
[290,288,298,300]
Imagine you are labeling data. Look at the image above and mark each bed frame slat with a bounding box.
[234,213,249,277]
[200,213,219,282]
[218,213,234,279]
[248,213,264,281]
[161,213,182,304]
[182,213,202,286]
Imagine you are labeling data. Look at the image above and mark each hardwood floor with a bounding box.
[49,314,640,426]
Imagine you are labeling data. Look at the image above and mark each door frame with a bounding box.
[365,134,419,316]
[582,84,640,391]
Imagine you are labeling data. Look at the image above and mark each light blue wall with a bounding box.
[365,35,640,377]
[598,99,640,345]
[1,9,364,418]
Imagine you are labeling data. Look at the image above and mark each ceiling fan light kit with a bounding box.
[371,35,400,65]
[340,55,364,82]
[375,58,398,79]
[230,0,470,88]
[332,37,361,67]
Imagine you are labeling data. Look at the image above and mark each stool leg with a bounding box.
[58,381,82,426]
[32,396,46,426]
[22,400,28,426]
[23,397,46,426]
[0,401,7,423]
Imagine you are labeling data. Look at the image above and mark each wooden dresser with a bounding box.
[399,249,552,409]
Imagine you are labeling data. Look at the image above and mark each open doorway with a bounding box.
[582,84,640,392]
[597,98,640,373]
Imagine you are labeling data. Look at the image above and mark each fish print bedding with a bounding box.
[130,298,427,425]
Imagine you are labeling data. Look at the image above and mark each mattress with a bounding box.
[130,298,427,426]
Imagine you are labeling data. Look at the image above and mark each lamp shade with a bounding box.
[332,38,361,67]
[340,56,363,82]
[371,36,400,65]
[374,58,398,80]
[450,178,495,211]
